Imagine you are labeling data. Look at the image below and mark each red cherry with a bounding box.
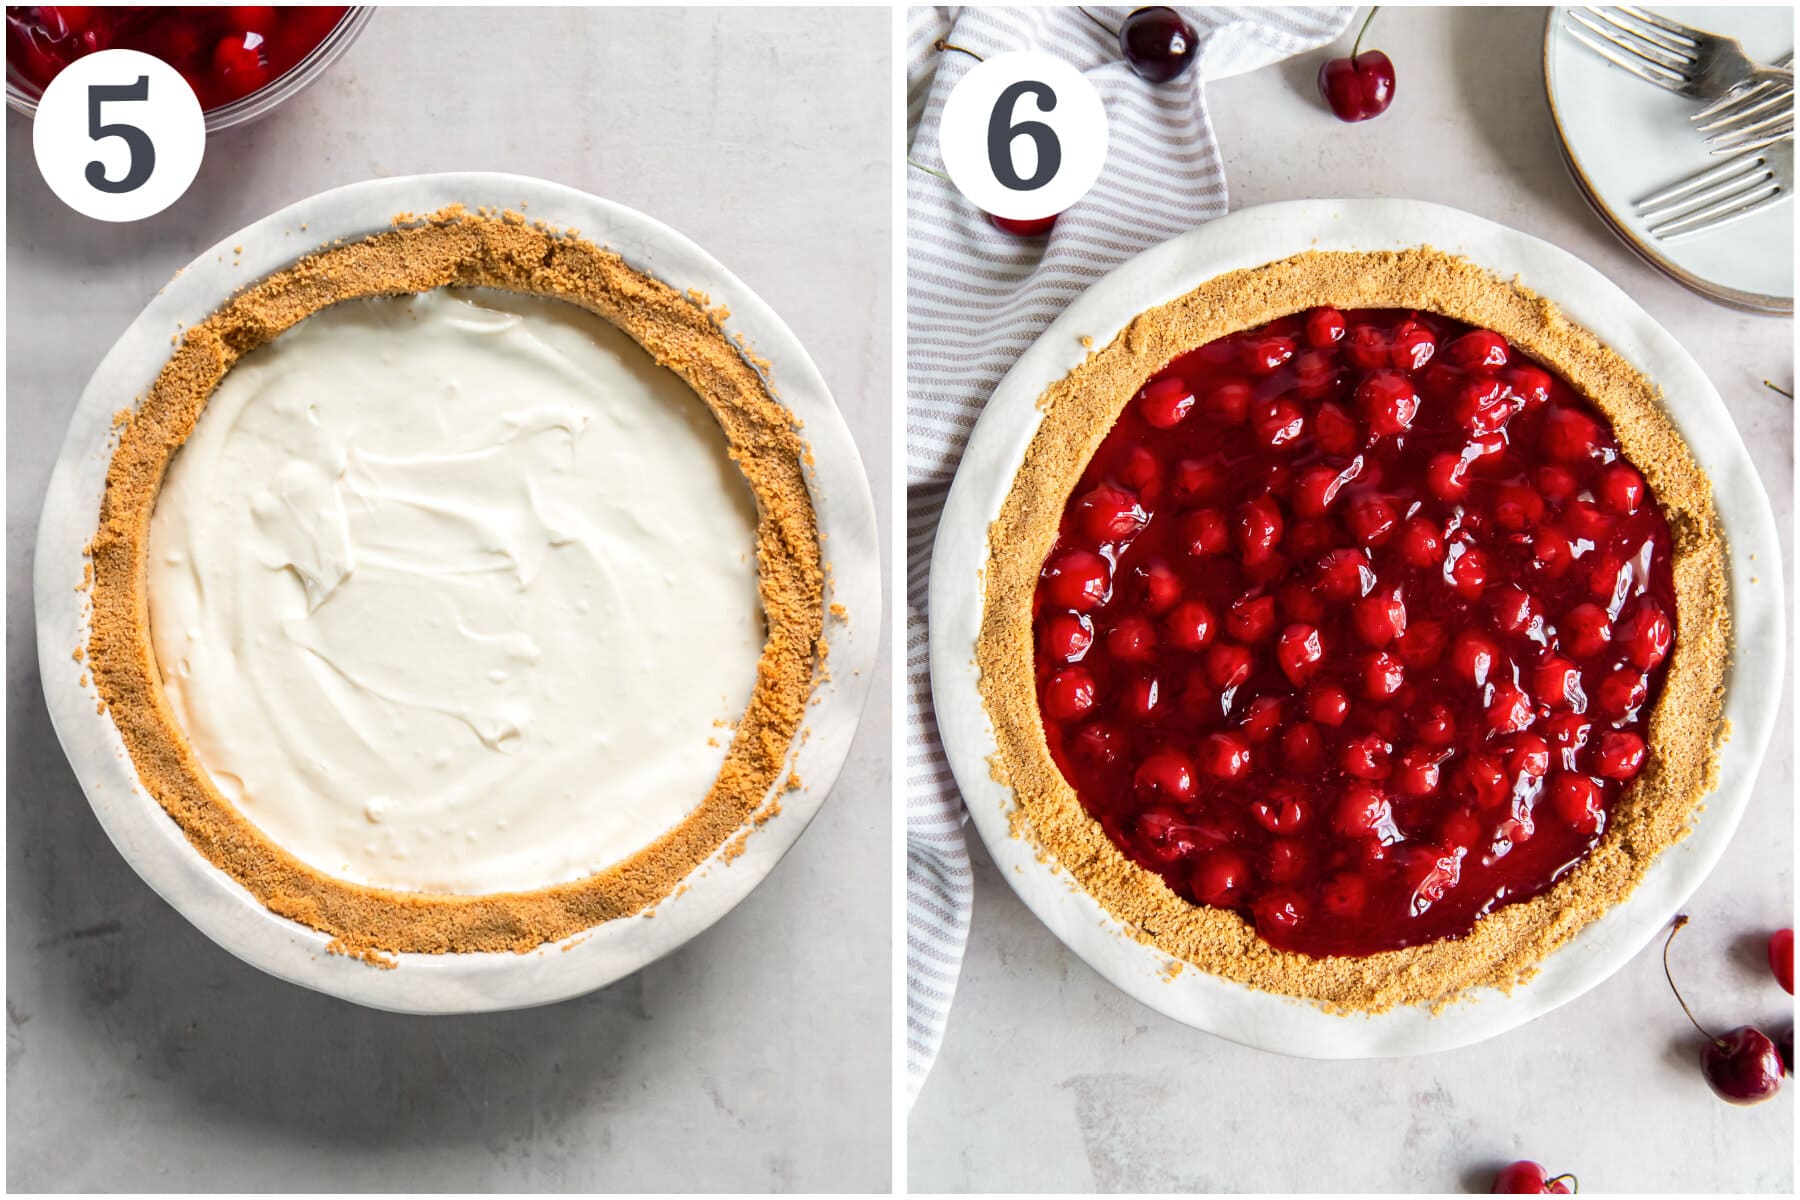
[1130,558,1180,614]
[1453,377,1520,435]
[1593,668,1648,719]
[1771,929,1794,995]
[1536,463,1579,503]
[1316,547,1374,601]
[1072,721,1125,767]
[1445,543,1490,599]
[1040,611,1094,662]
[1333,783,1393,837]
[1416,703,1456,746]
[1313,402,1361,455]
[1226,592,1278,643]
[1542,405,1606,462]
[1198,731,1253,780]
[1506,732,1551,779]
[1345,493,1398,545]
[1448,631,1499,686]
[1172,457,1223,502]
[1548,772,1604,833]
[1233,495,1285,565]
[1179,507,1230,557]
[1559,603,1614,660]
[1393,746,1443,796]
[1356,370,1420,435]
[1361,651,1405,700]
[989,212,1058,237]
[1253,888,1309,932]
[1506,364,1554,405]
[1494,484,1547,532]
[1534,654,1586,710]
[1281,721,1326,770]
[1395,618,1448,669]
[1596,462,1647,515]
[1074,483,1147,543]
[1204,641,1254,692]
[1395,517,1445,568]
[210,30,269,101]
[1594,730,1646,780]
[1165,599,1217,652]
[1251,792,1307,835]
[1251,397,1307,449]
[1042,667,1097,721]
[1491,1160,1576,1194]
[1426,452,1470,501]
[1277,623,1325,685]
[1486,681,1536,733]
[1491,584,1538,635]
[1240,335,1297,376]
[1117,5,1199,83]
[1240,695,1285,743]
[1340,733,1394,781]
[1202,379,1252,424]
[1445,329,1510,371]
[1192,850,1251,905]
[1352,591,1407,647]
[1105,615,1158,664]
[1317,14,1395,125]
[1618,599,1673,670]
[1391,325,1436,371]
[1138,376,1196,429]
[1305,306,1347,347]
[1043,549,1110,611]
[1135,752,1196,803]
[1461,752,1511,808]
[1118,445,1162,493]
[1304,681,1350,727]
[1293,463,1351,517]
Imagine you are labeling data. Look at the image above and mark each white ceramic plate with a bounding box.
[929,198,1784,1057]
[1543,5,1794,313]
[34,172,881,1014]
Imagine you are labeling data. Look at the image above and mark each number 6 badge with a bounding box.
[938,52,1109,224]
[32,49,206,222]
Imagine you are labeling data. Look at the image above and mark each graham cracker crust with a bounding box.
[86,208,824,958]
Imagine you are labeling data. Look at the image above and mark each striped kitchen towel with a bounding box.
[905,5,1356,1105]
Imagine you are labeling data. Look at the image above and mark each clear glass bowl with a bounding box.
[6,7,376,134]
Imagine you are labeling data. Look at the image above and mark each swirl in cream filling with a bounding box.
[147,288,765,894]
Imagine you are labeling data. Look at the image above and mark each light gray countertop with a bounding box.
[910,6,1793,1193]
[6,8,891,1192]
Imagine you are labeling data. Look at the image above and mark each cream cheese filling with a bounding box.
[146,288,765,895]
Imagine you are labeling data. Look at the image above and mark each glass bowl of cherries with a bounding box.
[6,6,374,132]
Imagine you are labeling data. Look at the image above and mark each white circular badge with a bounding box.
[32,49,206,222]
[939,51,1109,222]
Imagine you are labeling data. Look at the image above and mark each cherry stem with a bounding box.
[1078,6,1121,40]
[935,39,984,62]
[906,157,951,182]
[1350,6,1380,59]
[1548,1173,1579,1194]
[1765,379,1794,399]
[1663,915,1724,1046]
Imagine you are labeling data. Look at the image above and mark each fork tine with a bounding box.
[1576,7,1697,70]
[1651,185,1786,240]
[1706,107,1795,144]
[1565,23,1689,90]
[1613,4,1701,44]
[1636,148,1769,211]
[1694,53,1796,120]
[1639,161,1773,220]
[1587,6,1697,60]
[1695,87,1793,132]
[1711,121,1794,154]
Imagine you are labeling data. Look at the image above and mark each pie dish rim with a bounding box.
[34,172,883,1014]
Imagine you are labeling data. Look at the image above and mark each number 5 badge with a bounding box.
[938,52,1109,225]
[32,49,205,222]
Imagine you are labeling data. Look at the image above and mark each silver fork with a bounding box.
[1693,52,1794,127]
[1634,139,1793,240]
[1566,6,1793,101]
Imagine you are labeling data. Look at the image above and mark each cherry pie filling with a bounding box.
[1032,308,1677,957]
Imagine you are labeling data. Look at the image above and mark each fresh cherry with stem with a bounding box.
[1490,1161,1577,1194]
[1080,6,1197,83]
[1664,915,1785,1105]
[1318,6,1395,122]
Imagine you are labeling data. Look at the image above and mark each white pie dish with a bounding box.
[35,172,881,1014]
[928,198,1784,1057]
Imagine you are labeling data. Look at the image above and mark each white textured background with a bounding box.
[6,8,891,1192]
[909,6,1795,1192]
